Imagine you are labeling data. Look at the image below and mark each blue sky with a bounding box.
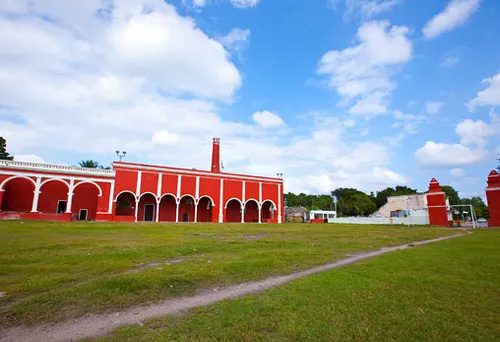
[0,0,499,198]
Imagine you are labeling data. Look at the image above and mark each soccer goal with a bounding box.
[426,204,478,229]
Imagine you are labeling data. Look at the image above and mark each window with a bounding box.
[328,214,335,219]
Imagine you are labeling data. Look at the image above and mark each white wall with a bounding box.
[328,215,429,225]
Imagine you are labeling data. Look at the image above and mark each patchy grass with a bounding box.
[0,220,455,327]
[101,229,500,342]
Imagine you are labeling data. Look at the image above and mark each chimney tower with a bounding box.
[211,137,221,173]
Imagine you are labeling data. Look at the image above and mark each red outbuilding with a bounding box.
[0,138,284,224]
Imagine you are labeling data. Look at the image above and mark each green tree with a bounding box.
[332,188,376,217]
[371,185,418,210]
[313,195,334,211]
[441,185,460,205]
[78,160,100,168]
[461,197,489,219]
[0,137,14,161]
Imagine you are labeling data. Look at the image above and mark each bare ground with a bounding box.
[0,233,468,342]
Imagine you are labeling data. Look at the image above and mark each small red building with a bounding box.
[0,138,284,224]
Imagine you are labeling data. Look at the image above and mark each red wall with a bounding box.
[161,174,178,197]
[137,194,156,222]
[199,177,219,199]
[141,172,158,195]
[38,181,69,213]
[71,183,99,221]
[114,169,138,196]
[245,182,259,201]
[1,178,35,212]
[224,179,242,204]
[486,170,500,227]
[226,199,241,222]
[244,200,259,223]
[159,195,176,222]
[262,183,278,203]
[180,176,196,198]
[96,182,111,213]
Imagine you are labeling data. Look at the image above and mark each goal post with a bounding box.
[425,204,477,229]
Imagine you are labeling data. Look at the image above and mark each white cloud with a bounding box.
[343,118,356,127]
[329,0,401,20]
[220,28,251,53]
[317,20,413,117]
[230,0,260,8]
[455,118,493,147]
[450,168,465,177]
[425,101,446,114]
[360,128,370,136]
[14,154,46,164]
[152,130,180,145]
[441,55,459,68]
[466,73,500,111]
[415,141,488,167]
[422,0,480,39]
[182,0,208,8]
[252,111,285,128]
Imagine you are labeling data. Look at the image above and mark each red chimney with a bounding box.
[211,137,221,173]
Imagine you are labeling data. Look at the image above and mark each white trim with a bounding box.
[259,182,262,203]
[108,181,115,214]
[175,202,179,223]
[56,200,68,214]
[486,187,500,191]
[176,175,182,199]
[134,200,139,222]
[198,195,216,207]
[195,176,200,200]
[65,179,75,213]
[242,181,246,203]
[0,160,115,178]
[135,171,142,196]
[194,202,198,223]
[225,197,243,208]
[73,180,103,196]
[40,178,70,190]
[0,170,114,184]
[114,190,137,202]
[143,204,155,222]
[278,184,282,223]
[244,198,260,208]
[261,199,277,211]
[79,209,88,221]
[139,192,157,200]
[426,192,445,196]
[159,193,177,201]
[179,194,196,204]
[157,173,163,198]
[0,175,37,190]
[113,162,283,183]
[31,177,42,213]
[219,179,224,223]
[155,202,160,223]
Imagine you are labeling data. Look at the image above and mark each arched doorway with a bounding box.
[226,199,242,223]
[72,182,100,221]
[1,177,35,212]
[261,200,275,223]
[158,194,177,222]
[178,195,195,222]
[38,180,69,213]
[138,193,157,222]
[197,196,213,222]
[244,200,259,223]
[115,192,136,218]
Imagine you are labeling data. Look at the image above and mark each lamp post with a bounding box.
[116,150,127,162]
[276,173,283,178]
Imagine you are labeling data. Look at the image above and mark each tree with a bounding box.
[332,188,376,217]
[78,160,100,168]
[461,197,489,219]
[0,136,14,161]
[372,185,418,210]
[441,185,460,205]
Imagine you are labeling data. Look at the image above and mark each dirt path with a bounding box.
[0,233,468,342]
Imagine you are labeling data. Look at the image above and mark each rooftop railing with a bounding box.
[0,160,115,177]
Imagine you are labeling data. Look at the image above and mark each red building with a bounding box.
[0,138,284,224]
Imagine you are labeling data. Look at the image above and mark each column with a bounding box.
[31,177,42,213]
[277,183,282,223]
[218,179,224,223]
[134,200,139,222]
[194,202,198,223]
[108,181,115,214]
[175,201,180,223]
[258,204,262,224]
[241,203,245,223]
[135,171,142,197]
[155,200,160,222]
[65,179,75,214]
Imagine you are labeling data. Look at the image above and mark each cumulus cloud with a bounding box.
[230,0,260,8]
[425,101,446,114]
[466,73,500,111]
[317,20,413,117]
[450,168,465,177]
[152,130,180,145]
[220,28,251,53]
[422,0,480,39]
[455,118,493,147]
[329,0,401,20]
[252,111,285,128]
[415,141,488,167]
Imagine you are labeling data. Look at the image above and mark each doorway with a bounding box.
[78,209,88,221]
[183,213,189,222]
[144,204,155,222]
[56,200,67,214]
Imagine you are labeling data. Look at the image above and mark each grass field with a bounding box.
[101,229,500,342]
[0,220,455,328]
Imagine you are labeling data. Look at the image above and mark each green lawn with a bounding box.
[0,220,455,327]
[101,229,500,342]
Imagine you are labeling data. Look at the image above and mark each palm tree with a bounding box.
[78,160,99,168]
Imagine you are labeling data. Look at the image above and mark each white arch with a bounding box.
[138,192,158,201]
[261,199,277,210]
[225,197,243,209]
[73,181,103,196]
[159,193,177,201]
[114,190,137,202]
[40,178,70,190]
[179,194,196,204]
[244,198,260,208]
[198,195,216,207]
[0,175,36,191]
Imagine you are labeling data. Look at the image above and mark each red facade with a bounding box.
[426,178,449,227]
[0,139,284,224]
[486,170,500,227]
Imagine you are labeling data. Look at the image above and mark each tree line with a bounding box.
[285,184,489,219]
